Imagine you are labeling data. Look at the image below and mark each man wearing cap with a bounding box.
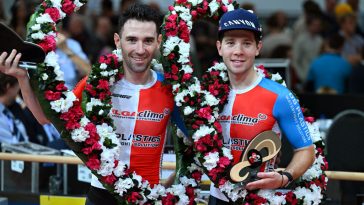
[209,9,315,204]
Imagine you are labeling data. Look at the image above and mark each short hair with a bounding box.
[327,33,345,50]
[118,3,162,35]
[0,73,18,96]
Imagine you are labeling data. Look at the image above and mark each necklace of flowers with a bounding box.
[161,0,328,204]
[26,0,202,204]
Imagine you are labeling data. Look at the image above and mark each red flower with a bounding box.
[102,174,117,185]
[61,0,76,15]
[38,35,56,53]
[162,193,176,205]
[196,106,212,120]
[285,191,298,205]
[179,21,190,42]
[44,90,61,101]
[218,156,230,168]
[191,171,202,181]
[305,116,315,123]
[81,142,101,155]
[98,55,111,64]
[218,177,228,186]
[213,121,222,133]
[126,192,142,203]
[97,79,109,90]
[85,84,97,96]
[55,83,67,91]
[86,154,101,170]
[45,7,60,22]
[171,64,179,74]
[182,73,192,81]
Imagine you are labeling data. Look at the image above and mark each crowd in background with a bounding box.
[0,0,363,146]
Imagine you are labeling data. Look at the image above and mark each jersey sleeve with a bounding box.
[273,91,312,149]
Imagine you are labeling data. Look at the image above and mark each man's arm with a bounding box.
[0,50,49,125]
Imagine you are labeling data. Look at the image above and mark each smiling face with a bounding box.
[216,29,262,78]
[114,19,161,75]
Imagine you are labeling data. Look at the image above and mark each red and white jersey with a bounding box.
[91,70,175,188]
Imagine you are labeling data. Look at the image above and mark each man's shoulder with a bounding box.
[259,77,290,97]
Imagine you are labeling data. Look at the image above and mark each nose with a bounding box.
[233,44,244,56]
[135,41,145,55]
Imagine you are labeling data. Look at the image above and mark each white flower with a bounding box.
[113,161,126,177]
[209,1,220,15]
[100,71,109,77]
[174,6,191,22]
[187,163,203,173]
[112,49,122,61]
[203,151,219,171]
[177,194,189,205]
[222,147,233,160]
[271,73,283,81]
[172,84,180,92]
[202,91,219,106]
[86,98,103,112]
[178,42,190,64]
[36,13,54,24]
[184,106,194,115]
[132,172,143,187]
[80,117,90,127]
[31,24,41,31]
[53,66,64,81]
[227,4,235,11]
[97,159,115,176]
[307,122,322,143]
[180,176,197,187]
[174,89,189,107]
[163,36,181,56]
[98,110,104,115]
[71,127,89,142]
[148,184,166,200]
[41,73,49,81]
[73,0,84,8]
[182,65,193,74]
[192,125,215,141]
[258,189,286,204]
[50,92,76,113]
[167,184,186,196]
[31,31,46,40]
[50,0,62,8]
[45,51,59,67]
[115,178,134,195]
[188,0,203,6]
[100,63,108,70]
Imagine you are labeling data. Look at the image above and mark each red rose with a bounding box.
[126,192,142,203]
[305,116,315,123]
[167,14,178,22]
[171,64,179,74]
[38,35,56,53]
[61,0,76,15]
[196,106,212,120]
[85,84,97,96]
[191,171,202,181]
[179,21,190,42]
[218,156,230,168]
[86,155,101,170]
[97,79,109,90]
[213,121,222,133]
[102,174,117,185]
[162,193,176,205]
[82,142,101,155]
[44,90,61,101]
[45,7,60,22]
[182,73,192,81]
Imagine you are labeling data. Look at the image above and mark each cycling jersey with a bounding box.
[73,70,186,190]
[211,75,312,201]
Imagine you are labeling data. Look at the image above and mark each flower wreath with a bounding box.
[160,0,328,204]
[25,0,327,204]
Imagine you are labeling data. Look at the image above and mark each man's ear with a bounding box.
[114,33,121,49]
[216,41,222,56]
[256,40,263,56]
[157,34,162,49]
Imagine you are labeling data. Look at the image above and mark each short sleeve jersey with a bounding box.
[91,70,181,188]
[210,75,313,201]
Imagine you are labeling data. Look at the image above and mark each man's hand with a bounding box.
[245,171,287,190]
[0,49,28,79]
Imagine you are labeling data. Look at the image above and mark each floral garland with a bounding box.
[161,0,328,204]
[26,0,200,204]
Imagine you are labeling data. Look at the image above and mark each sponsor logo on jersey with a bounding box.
[223,138,250,151]
[112,109,170,122]
[112,94,132,99]
[218,113,268,125]
[117,133,161,148]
